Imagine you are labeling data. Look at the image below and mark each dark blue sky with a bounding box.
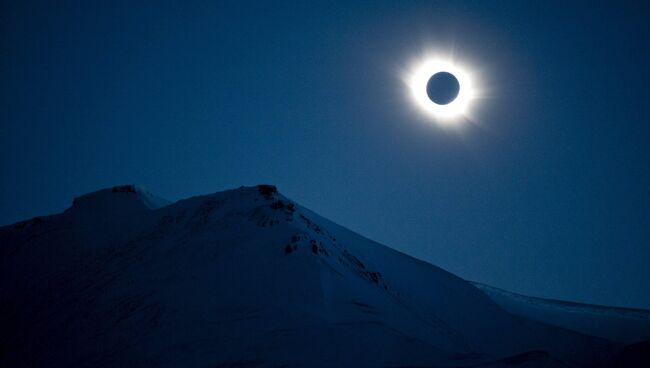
[2,1,649,308]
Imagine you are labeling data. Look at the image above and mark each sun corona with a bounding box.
[406,57,476,124]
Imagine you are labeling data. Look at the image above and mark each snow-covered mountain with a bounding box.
[0,185,647,367]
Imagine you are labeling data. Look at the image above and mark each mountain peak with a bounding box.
[1,183,638,367]
[70,184,170,212]
[255,184,278,196]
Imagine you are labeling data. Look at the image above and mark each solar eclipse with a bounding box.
[405,56,477,125]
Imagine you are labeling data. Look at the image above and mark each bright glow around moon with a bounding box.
[406,57,477,124]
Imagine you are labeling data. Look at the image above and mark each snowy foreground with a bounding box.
[1,185,648,367]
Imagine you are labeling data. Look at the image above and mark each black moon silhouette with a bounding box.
[426,72,460,105]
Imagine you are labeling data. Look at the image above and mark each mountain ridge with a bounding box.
[1,184,644,367]
[472,282,650,344]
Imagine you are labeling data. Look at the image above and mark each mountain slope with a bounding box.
[472,282,650,344]
[0,185,629,367]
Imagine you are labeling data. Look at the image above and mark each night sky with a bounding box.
[2,1,649,308]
